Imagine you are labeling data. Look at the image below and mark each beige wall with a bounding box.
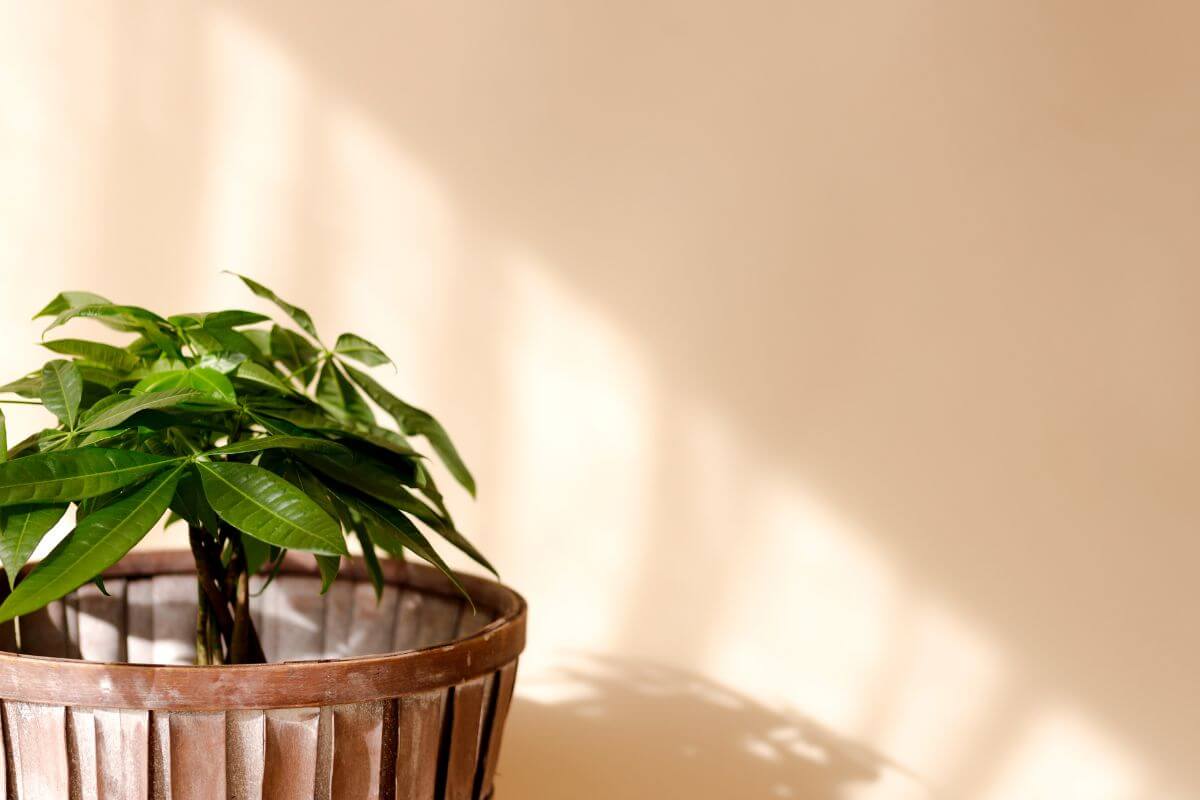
[2,1,1199,797]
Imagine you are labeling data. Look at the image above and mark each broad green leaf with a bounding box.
[269,325,321,378]
[169,467,221,534]
[0,448,178,505]
[78,387,201,433]
[234,362,291,395]
[197,353,247,374]
[316,362,374,425]
[204,435,347,457]
[241,533,272,576]
[343,365,475,496]
[0,504,68,586]
[228,272,321,340]
[41,360,83,429]
[78,365,127,390]
[353,525,384,600]
[34,291,113,321]
[299,450,421,508]
[241,329,272,358]
[334,333,392,367]
[196,461,346,556]
[0,466,183,623]
[186,326,267,363]
[188,367,237,404]
[315,554,339,593]
[41,339,139,373]
[43,304,170,346]
[132,370,188,395]
[168,310,270,329]
[353,497,470,600]
[0,374,41,398]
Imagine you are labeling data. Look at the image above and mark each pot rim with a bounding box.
[0,551,526,711]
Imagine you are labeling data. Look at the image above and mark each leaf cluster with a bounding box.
[0,275,487,623]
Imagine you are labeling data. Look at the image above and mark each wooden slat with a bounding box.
[148,711,170,799]
[330,701,386,799]
[20,600,68,657]
[167,712,226,800]
[394,690,447,800]
[261,709,319,800]
[478,662,518,798]
[444,677,488,800]
[390,589,424,652]
[76,579,128,663]
[313,706,333,800]
[225,710,264,800]
[319,581,355,660]
[5,701,70,798]
[95,708,149,800]
[67,707,100,800]
[64,593,82,659]
[267,576,325,662]
[346,583,398,657]
[153,577,198,666]
[413,595,462,650]
[126,580,156,664]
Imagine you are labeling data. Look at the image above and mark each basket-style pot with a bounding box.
[0,551,526,799]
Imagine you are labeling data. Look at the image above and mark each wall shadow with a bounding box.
[497,656,922,800]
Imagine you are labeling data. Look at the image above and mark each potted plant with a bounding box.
[0,274,525,799]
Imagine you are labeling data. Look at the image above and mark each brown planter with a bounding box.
[0,551,526,799]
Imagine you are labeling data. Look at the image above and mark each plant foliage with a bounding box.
[0,275,486,663]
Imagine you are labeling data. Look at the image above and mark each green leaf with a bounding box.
[353,497,470,601]
[269,325,321,378]
[187,367,237,404]
[0,448,178,505]
[168,310,270,329]
[204,435,348,457]
[131,370,189,395]
[196,353,247,375]
[241,533,272,576]
[169,468,221,534]
[34,292,113,321]
[41,339,140,373]
[0,465,184,623]
[0,504,68,586]
[316,362,374,425]
[78,387,201,433]
[0,374,41,398]
[228,273,321,340]
[196,461,346,556]
[353,525,385,600]
[233,362,292,395]
[41,360,83,430]
[334,333,392,367]
[43,303,167,337]
[343,365,475,496]
[315,554,340,593]
[0,409,6,463]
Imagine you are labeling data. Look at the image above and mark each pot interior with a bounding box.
[2,556,498,665]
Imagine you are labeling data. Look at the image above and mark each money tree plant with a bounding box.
[0,274,489,665]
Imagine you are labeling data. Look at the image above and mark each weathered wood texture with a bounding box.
[0,554,525,799]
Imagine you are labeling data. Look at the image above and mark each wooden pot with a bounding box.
[0,551,526,800]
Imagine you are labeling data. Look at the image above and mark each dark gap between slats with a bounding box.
[433,687,457,799]
[471,670,504,800]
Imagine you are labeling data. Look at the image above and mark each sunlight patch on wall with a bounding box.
[705,476,901,733]
[495,258,652,661]
[199,9,306,301]
[322,103,454,385]
[978,705,1145,800]
[869,602,1006,787]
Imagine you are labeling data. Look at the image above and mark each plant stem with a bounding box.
[188,524,267,665]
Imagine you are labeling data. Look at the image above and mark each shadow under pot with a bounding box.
[0,551,527,800]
